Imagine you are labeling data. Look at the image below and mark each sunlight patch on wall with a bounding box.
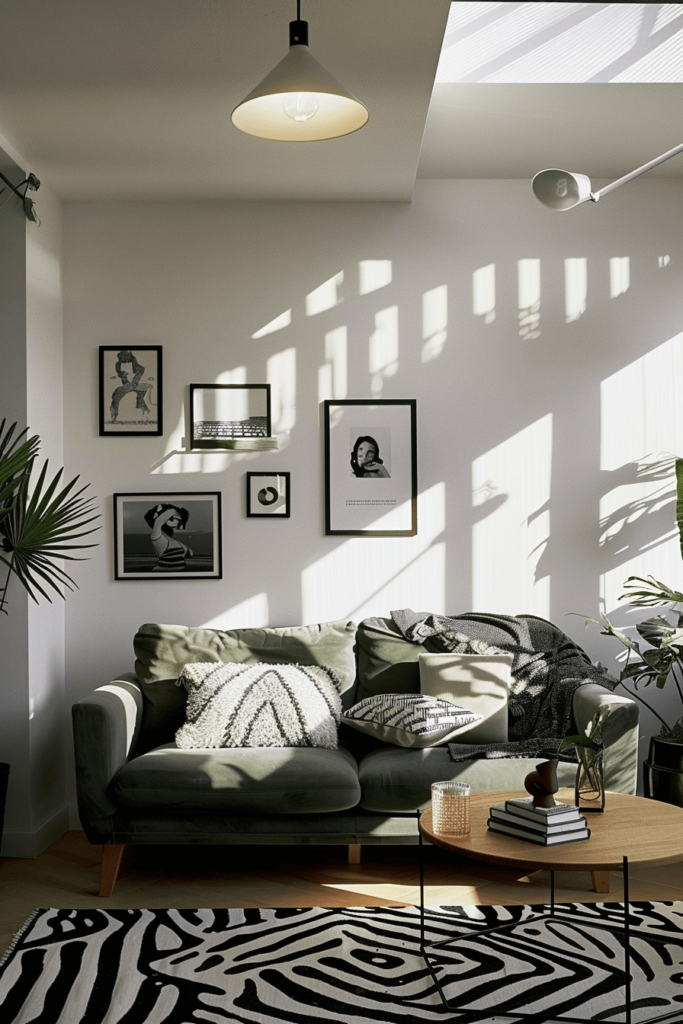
[612,21,683,82]
[422,285,448,363]
[518,259,541,340]
[472,414,552,617]
[301,483,445,623]
[216,367,247,385]
[610,257,630,299]
[153,366,247,473]
[359,260,392,296]
[267,348,296,434]
[252,309,291,339]
[600,333,683,471]
[659,255,671,268]
[201,593,269,630]
[318,327,348,404]
[653,5,683,34]
[306,272,343,316]
[369,306,399,396]
[473,265,495,323]
[565,258,587,323]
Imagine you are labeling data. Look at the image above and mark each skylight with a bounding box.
[436,2,683,83]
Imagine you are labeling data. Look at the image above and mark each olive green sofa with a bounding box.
[72,615,639,896]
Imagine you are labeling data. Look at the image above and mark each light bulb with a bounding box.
[556,178,568,198]
[283,93,319,122]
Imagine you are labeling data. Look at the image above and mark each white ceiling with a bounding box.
[0,1,682,203]
[0,0,450,202]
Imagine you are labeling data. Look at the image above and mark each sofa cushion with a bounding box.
[176,662,342,749]
[342,694,481,748]
[134,619,357,748]
[356,616,422,703]
[418,652,512,742]
[357,747,578,813]
[112,744,360,814]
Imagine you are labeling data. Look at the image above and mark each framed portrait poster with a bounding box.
[189,384,271,449]
[246,472,291,518]
[324,399,417,536]
[99,346,163,436]
[113,492,222,579]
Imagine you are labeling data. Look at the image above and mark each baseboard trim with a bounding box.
[1,804,70,858]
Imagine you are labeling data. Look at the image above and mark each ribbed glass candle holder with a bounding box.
[431,781,471,836]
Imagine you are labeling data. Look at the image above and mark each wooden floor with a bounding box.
[2,830,683,957]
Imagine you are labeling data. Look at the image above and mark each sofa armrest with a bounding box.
[572,682,639,795]
[72,674,144,843]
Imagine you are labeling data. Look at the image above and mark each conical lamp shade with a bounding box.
[232,43,369,141]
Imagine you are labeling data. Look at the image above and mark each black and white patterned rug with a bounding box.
[1,902,683,1023]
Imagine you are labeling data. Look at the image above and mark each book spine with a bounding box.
[487,821,590,845]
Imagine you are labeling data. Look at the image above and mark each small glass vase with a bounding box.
[574,750,605,812]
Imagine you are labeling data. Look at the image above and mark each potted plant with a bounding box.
[0,419,99,849]
[584,575,683,805]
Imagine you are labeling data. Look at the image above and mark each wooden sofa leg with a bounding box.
[100,844,125,897]
[348,844,361,865]
[591,870,611,894]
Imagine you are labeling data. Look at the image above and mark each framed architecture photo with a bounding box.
[324,399,417,536]
[246,472,291,518]
[113,491,222,579]
[99,346,163,436]
[189,384,271,449]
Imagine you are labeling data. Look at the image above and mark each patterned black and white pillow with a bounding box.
[341,694,482,748]
[175,662,342,749]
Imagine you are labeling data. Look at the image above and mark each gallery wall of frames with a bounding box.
[100,347,418,580]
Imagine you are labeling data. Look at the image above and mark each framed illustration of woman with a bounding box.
[113,492,222,579]
[99,346,163,436]
[323,399,417,536]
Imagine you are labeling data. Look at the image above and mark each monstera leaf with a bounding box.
[620,576,683,608]
[636,616,681,648]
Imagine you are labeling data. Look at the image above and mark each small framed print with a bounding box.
[246,472,291,518]
[190,383,271,448]
[324,399,417,536]
[99,346,163,436]
[113,491,222,579]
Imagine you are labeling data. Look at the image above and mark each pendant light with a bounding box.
[231,1,369,142]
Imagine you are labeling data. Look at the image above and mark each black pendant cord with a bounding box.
[297,0,301,19]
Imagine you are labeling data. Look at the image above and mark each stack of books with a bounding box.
[487,797,590,846]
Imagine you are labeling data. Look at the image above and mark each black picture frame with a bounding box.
[324,399,417,536]
[113,491,222,579]
[189,383,271,449]
[99,346,163,436]
[246,472,291,518]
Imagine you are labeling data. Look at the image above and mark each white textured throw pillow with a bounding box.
[418,652,512,743]
[175,662,342,749]
[341,694,482,748]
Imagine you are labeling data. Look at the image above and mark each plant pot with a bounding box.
[0,763,9,853]
[644,738,683,806]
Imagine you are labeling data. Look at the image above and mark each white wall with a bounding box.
[62,179,683,816]
[0,136,67,855]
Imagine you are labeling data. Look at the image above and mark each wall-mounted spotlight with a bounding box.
[532,141,683,211]
[0,169,41,222]
[231,0,368,142]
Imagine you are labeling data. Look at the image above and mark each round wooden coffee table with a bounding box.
[420,788,683,893]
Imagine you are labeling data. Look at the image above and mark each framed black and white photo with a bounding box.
[189,384,271,449]
[246,472,290,518]
[113,492,222,579]
[324,399,417,536]
[99,346,163,436]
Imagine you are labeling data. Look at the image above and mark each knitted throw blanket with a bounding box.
[391,609,613,744]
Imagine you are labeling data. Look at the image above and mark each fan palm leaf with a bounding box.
[0,419,40,522]
[0,459,99,612]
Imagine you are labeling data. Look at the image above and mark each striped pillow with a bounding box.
[176,662,342,749]
[342,694,481,748]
